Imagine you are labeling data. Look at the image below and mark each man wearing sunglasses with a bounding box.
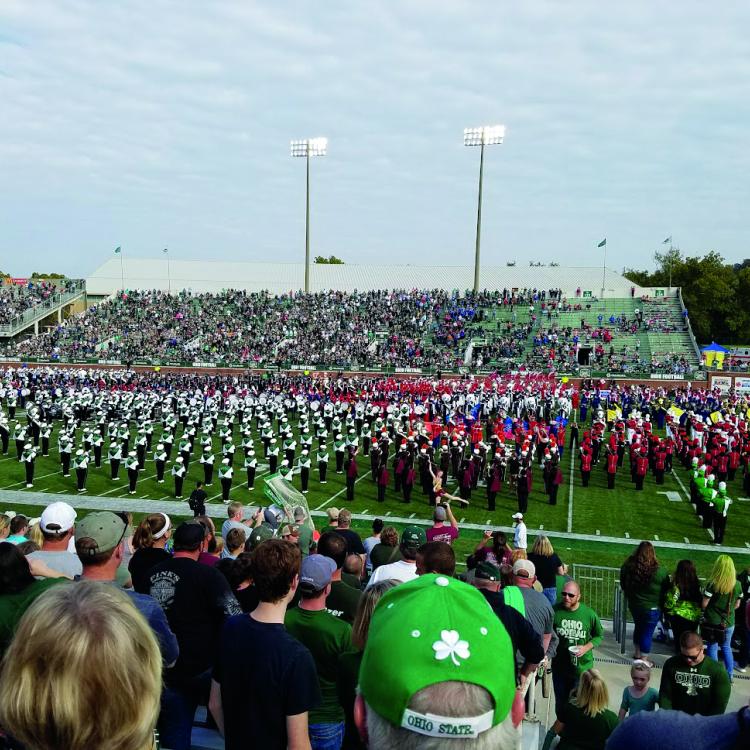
[551,580,603,716]
[659,631,730,716]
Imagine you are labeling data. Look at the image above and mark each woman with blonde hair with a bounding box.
[128,512,172,594]
[337,580,397,750]
[701,554,742,679]
[542,668,617,750]
[528,534,565,605]
[0,514,12,541]
[0,580,162,750]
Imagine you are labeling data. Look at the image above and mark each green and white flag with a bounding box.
[662,236,672,244]
[597,238,606,248]
[114,246,122,254]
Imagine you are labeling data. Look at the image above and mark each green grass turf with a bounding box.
[2,416,749,573]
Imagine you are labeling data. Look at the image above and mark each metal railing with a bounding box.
[613,585,628,655]
[571,563,620,620]
[0,280,86,336]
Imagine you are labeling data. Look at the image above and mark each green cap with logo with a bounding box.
[359,574,515,739]
[400,525,427,549]
[247,524,275,549]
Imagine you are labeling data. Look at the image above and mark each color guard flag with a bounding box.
[597,239,607,248]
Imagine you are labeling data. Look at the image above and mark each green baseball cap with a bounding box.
[474,561,502,582]
[401,525,427,549]
[75,511,127,557]
[359,574,515,739]
[247,524,275,549]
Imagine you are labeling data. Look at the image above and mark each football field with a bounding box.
[1,416,750,578]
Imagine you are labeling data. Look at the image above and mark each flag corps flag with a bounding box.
[663,236,672,244]
[597,239,606,248]
[114,247,121,254]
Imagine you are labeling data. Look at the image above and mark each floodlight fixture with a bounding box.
[464,124,505,292]
[291,137,328,293]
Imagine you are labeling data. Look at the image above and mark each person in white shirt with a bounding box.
[366,525,425,589]
[512,512,527,550]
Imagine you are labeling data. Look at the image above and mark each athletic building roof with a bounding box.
[87,258,650,297]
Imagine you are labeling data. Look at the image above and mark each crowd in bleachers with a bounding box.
[0,280,74,325]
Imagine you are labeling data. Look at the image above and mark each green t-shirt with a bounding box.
[0,578,68,657]
[552,603,604,676]
[702,580,742,627]
[297,525,314,557]
[285,606,352,724]
[620,686,658,716]
[557,702,618,750]
[620,565,669,611]
[659,654,731,715]
[326,580,362,624]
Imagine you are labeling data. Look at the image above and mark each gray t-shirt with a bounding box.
[28,550,83,579]
[221,519,250,541]
[363,536,380,571]
[503,585,558,659]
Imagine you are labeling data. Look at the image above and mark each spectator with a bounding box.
[337,581,396,750]
[606,703,750,750]
[355,574,521,748]
[362,518,383,573]
[425,503,459,545]
[503,559,556,670]
[5,515,28,545]
[471,561,545,687]
[0,542,69,657]
[221,500,257,542]
[512,512,527,550]
[618,660,658,721]
[343,554,364,589]
[294,505,315,557]
[74,510,178,666]
[210,539,321,750]
[542,669,617,750]
[0,515,9,541]
[659,631,730,715]
[416,540,456,576]
[318,531,362,624]
[619,541,669,666]
[148,521,242,750]
[369,525,401,570]
[701,554,742,679]
[27,501,82,579]
[195,515,220,567]
[334,509,366,563]
[128,512,172,594]
[323,507,340,533]
[552,579,604,716]
[221,528,246,560]
[527,535,564,606]
[663,559,703,653]
[366,526,425,589]
[285,554,353,750]
[0,581,162,750]
[472,529,512,568]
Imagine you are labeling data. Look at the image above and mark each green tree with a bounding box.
[31,272,66,279]
[313,255,344,264]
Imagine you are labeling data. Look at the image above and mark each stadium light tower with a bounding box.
[291,137,327,293]
[464,125,505,293]
[163,247,171,293]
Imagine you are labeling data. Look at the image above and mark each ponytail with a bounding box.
[132,513,170,549]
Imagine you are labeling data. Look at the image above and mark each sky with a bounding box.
[0,0,748,279]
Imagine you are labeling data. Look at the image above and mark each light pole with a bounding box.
[464,125,505,293]
[291,137,327,293]
[163,248,171,293]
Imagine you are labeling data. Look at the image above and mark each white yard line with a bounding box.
[5,470,59,489]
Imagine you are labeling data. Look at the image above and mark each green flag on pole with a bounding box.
[114,247,122,254]
[597,239,606,248]
[662,236,672,244]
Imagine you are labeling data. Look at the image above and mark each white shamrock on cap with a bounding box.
[433,630,470,666]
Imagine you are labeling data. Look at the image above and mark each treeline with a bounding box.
[624,250,750,345]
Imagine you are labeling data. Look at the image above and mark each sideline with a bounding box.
[2,487,748,556]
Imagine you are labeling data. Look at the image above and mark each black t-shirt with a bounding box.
[213,614,321,750]
[235,584,260,613]
[148,556,242,683]
[334,529,365,556]
[189,488,207,511]
[528,552,563,588]
[129,547,171,595]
